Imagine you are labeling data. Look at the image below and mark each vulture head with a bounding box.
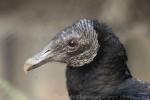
[24,19,101,72]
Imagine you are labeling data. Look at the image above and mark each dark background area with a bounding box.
[0,0,150,100]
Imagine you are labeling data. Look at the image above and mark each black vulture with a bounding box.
[24,19,150,100]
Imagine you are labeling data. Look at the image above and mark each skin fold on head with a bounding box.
[24,19,99,72]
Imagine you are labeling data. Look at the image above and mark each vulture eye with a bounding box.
[68,39,78,47]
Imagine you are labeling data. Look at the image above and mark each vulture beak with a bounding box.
[24,41,56,73]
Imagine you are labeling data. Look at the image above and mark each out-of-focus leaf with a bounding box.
[0,78,30,100]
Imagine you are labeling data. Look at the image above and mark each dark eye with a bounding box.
[68,39,78,47]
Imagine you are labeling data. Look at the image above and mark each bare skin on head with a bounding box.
[24,19,99,72]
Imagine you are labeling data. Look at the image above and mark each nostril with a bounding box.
[44,50,50,54]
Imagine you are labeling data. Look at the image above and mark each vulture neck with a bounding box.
[96,31,133,82]
[66,28,132,97]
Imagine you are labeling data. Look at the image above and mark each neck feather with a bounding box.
[66,22,132,97]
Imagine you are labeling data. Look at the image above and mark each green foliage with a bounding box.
[0,78,30,100]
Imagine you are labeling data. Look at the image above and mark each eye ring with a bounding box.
[68,39,78,47]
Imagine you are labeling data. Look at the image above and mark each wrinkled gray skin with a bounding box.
[24,19,99,71]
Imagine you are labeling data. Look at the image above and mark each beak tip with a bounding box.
[24,63,33,73]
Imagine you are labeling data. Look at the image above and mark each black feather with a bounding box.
[66,20,150,100]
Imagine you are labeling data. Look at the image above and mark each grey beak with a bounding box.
[24,42,55,73]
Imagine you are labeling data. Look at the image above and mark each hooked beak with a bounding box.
[24,42,55,73]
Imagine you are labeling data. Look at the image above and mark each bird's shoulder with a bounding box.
[117,78,150,97]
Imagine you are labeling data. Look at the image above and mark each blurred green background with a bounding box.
[0,0,150,100]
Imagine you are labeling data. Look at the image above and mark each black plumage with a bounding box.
[24,19,150,100]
